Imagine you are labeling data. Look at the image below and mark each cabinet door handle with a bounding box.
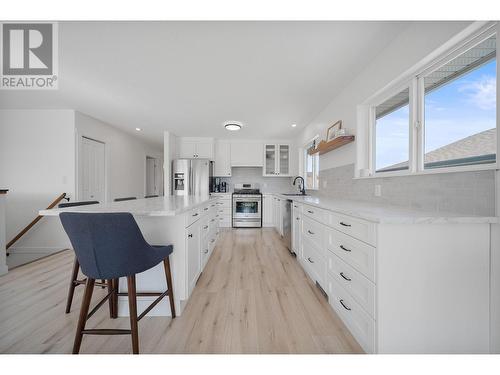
[192,213,199,217]
[204,207,209,211]
[339,299,351,311]
[307,257,314,263]
[188,234,193,238]
[340,245,351,252]
[296,217,300,220]
[307,230,314,235]
[340,272,351,281]
[203,225,208,229]
[307,210,314,214]
[210,239,215,243]
[204,249,208,254]
[340,221,351,227]
[211,219,215,222]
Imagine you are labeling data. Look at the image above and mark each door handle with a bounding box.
[339,299,351,311]
[340,222,351,227]
[307,257,314,263]
[188,234,193,238]
[340,245,351,252]
[340,272,351,281]
[307,230,314,235]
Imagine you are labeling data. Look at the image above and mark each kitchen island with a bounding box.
[40,195,221,317]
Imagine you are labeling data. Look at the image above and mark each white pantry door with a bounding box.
[80,137,105,202]
[146,157,159,196]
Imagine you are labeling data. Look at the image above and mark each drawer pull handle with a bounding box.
[203,225,208,229]
[340,272,351,281]
[296,217,300,220]
[210,239,215,243]
[340,245,351,252]
[307,210,314,214]
[307,257,314,263]
[204,207,209,211]
[204,249,208,254]
[188,234,193,238]
[340,221,351,227]
[307,230,314,235]
[192,213,199,217]
[211,219,215,222]
[339,299,351,311]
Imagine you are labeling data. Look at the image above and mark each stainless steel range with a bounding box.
[232,183,262,228]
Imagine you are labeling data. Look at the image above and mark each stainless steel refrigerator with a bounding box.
[172,159,214,196]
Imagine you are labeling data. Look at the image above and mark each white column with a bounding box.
[0,190,8,276]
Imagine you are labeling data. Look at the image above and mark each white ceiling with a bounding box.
[0,21,410,146]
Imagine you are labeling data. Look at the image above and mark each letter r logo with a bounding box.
[2,23,53,75]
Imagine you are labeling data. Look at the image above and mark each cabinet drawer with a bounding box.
[301,237,326,287]
[328,212,376,246]
[200,203,211,216]
[187,208,201,226]
[217,207,231,216]
[302,204,328,223]
[328,228,375,282]
[302,215,325,251]
[327,252,375,317]
[292,202,302,212]
[216,199,231,208]
[327,275,375,353]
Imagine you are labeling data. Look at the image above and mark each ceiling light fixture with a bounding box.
[224,121,242,131]
[291,124,297,127]
[135,127,142,131]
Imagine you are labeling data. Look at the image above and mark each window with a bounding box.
[375,87,410,172]
[369,26,497,175]
[304,139,319,189]
[423,35,496,169]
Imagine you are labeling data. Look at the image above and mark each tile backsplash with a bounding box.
[218,167,294,193]
[315,164,496,216]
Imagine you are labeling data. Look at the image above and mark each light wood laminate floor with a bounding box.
[0,228,363,354]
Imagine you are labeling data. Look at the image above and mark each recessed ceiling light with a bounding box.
[135,127,142,131]
[224,121,242,131]
[291,124,297,127]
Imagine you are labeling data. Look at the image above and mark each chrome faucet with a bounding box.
[292,176,306,195]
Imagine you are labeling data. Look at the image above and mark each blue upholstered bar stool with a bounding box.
[60,212,176,354]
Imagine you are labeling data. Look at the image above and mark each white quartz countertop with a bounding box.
[271,193,497,224]
[40,195,218,217]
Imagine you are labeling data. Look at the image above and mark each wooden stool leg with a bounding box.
[163,257,176,318]
[72,278,95,354]
[101,279,106,289]
[65,257,80,314]
[113,278,119,318]
[107,279,114,318]
[127,275,139,354]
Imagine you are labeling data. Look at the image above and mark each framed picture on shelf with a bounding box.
[326,120,342,142]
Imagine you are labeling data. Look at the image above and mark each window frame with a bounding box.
[302,136,320,190]
[364,22,498,178]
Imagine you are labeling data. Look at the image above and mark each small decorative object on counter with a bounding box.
[326,120,342,142]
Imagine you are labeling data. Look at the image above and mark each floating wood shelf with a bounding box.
[308,135,355,156]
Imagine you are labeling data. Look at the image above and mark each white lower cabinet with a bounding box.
[291,200,492,354]
[263,194,274,227]
[186,220,201,296]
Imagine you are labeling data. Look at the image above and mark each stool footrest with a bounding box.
[82,329,131,335]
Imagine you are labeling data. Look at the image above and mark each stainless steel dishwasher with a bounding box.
[282,199,293,255]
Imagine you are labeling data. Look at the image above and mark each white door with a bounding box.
[278,144,290,176]
[264,144,277,176]
[80,137,105,202]
[146,157,158,196]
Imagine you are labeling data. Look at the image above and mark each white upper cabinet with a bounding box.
[230,141,263,167]
[263,143,292,176]
[214,141,231,177]
[178,138,214,160]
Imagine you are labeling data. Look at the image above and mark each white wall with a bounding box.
[0,109,76,268]
[75,112,163,202]
[295,21,473,171]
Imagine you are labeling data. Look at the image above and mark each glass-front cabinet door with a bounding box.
[263,143,291,176]
[278,144,290,175]
[264,144,277,175]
